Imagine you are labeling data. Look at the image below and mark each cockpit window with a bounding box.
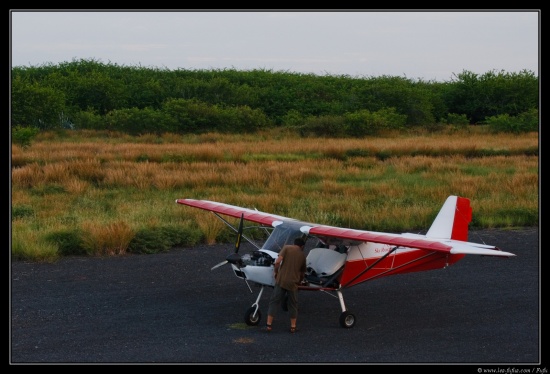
[261,225,305,253]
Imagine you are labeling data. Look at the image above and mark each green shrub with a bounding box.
[106,107,176,135]
[161,225,202,247]
[486,109,539,133]
[44,229,87,256]
[128,225,202,254]
[517,108,539,132]
[282,109,306,127]
[70,109,106,130]
[12,205,34,220]
[344,108,406,136]
[12,125,40,148]
[300,115,347,137]
[446,113,470,126]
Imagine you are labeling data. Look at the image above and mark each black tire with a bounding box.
[244,306,261,326]
[339,311,356,328]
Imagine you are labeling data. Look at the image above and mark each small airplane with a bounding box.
[175,195,515,328]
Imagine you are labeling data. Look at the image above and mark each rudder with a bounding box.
[426,196,472,241]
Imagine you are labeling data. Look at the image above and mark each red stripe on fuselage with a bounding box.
[340,250,465,288]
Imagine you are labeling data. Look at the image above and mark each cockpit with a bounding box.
[260,223,306,254]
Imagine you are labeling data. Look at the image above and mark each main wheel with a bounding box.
[244,306,262,326]
[339,311,356,328]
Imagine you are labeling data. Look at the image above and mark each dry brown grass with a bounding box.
[12,131,538,165]
[81,220,134,256]
[11,129,539,260]
[195,211,227,245]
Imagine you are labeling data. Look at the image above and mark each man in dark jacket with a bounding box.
[265,237,306,333]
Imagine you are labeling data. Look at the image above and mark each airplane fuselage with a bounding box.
[228,241,465,290]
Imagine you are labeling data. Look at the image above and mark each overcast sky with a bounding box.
[10,10,540,82]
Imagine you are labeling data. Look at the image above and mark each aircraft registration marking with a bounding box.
[374,244,393,254]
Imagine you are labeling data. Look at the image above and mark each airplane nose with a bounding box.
[226,253,244,266]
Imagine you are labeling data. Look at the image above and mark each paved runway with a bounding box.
[11,228,540,365]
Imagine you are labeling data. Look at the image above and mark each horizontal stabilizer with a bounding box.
[448,241,516,257]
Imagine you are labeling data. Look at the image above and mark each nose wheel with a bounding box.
[245,306,261,326]
[244,285,266,326]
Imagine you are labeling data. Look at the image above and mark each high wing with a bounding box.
[175,198,515,257]
[176,199,291,227]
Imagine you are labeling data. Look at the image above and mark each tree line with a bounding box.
[11,58,539,138]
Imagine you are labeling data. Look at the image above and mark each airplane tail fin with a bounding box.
[426,196,472,241]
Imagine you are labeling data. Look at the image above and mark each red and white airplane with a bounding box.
[175,195,515,328]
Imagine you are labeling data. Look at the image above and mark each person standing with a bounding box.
[266,237,307,333]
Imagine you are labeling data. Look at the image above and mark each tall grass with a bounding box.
[11,221,59,262]
[11,128,539,261]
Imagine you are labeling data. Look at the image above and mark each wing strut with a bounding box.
[211,213,249,271]
[341,246,400,288]
[212,212,261,250]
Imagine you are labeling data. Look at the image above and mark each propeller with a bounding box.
[210,260,228,271]
[211,213,245,271]
[234,212,244,253]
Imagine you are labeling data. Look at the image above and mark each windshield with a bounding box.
[261,224,305,253]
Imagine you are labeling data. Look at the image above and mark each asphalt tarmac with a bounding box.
[10,228,541,366]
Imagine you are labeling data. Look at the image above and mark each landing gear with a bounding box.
[243,285,357,328]
[336,289,356,328]
[245,306,261,326]
[339,311,356,328]
[244,285,266,326]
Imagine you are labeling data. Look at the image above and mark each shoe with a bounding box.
[266,323,272,332]
[290,326,297,333]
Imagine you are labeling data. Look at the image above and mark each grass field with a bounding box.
[11,127,539,262]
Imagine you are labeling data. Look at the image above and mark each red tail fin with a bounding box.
[452,197,472,241]
[426,196,472,241]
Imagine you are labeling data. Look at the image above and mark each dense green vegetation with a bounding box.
[11,59,538,139]
[10,60,539,262]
